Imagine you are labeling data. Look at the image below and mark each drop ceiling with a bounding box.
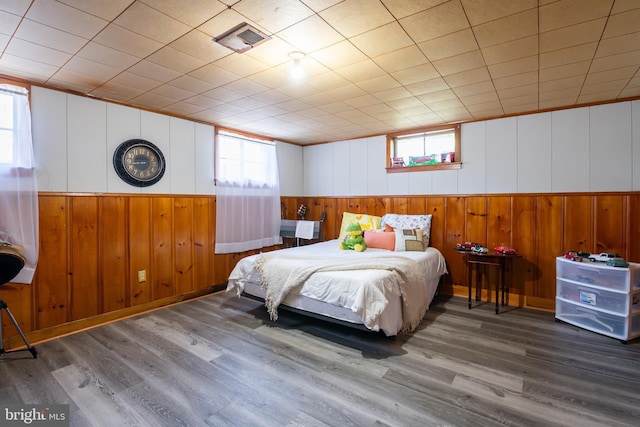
[1,0,639,145]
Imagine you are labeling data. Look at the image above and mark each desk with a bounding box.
[457,250,521,314]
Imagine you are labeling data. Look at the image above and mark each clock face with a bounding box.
[113,139,165,187]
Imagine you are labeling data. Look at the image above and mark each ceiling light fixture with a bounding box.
[288,51,306,80]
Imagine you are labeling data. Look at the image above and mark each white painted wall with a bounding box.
[30,86,303,196]
[305,100,640,196]
[29,86,639,197]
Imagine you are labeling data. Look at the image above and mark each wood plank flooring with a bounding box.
[1,292,639,427]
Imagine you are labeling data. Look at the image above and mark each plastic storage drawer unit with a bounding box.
[555,299,640,340]
[556,278,640,315]
[556,257,640,342]
[556,259,640,292]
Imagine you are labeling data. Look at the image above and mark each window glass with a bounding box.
[216,130,277,187]
[0,93,14,164]
[388,125,460,171]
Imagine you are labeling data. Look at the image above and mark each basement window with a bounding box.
[387,124,461,172]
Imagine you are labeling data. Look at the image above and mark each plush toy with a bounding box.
[339,222,366,252]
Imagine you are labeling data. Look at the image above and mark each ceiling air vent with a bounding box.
[213,22,271,53]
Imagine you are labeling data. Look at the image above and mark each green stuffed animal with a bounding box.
[339,222,366,252]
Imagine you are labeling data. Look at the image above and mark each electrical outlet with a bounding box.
[138,270,146,283]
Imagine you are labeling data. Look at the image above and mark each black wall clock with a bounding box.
[113,139,166,187]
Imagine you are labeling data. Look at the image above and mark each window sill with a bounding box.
[386,162,462,173]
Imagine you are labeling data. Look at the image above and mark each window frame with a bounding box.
[214,127,277,188]
[386,124,461,173]
[0,79,30,167]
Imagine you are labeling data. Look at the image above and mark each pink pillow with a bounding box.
[364,230,395,251]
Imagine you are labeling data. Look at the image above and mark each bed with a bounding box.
[226,213,447,336]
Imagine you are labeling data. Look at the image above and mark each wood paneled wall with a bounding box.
[1,192,638,348]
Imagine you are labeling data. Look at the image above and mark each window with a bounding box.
[214,129,281,254]
[216,129,278,187]
[0,83,39,284]
[387,124,461,172]
[0,89,17,164]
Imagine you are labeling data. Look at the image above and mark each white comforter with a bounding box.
[226,240,448,332]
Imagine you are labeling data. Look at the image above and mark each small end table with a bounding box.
[456,250,521,314]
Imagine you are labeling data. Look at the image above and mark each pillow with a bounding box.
[380,214,432,249]
[363,230,395,251]
[394,228,424,252]
[338,212,381,240]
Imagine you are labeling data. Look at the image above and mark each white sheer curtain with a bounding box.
[215,131,281,254]
[0,84,38,283]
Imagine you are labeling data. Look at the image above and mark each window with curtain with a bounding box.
[0,83,39,283]
[214,129,281,254]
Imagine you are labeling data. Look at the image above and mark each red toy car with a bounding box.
[456,242,480,251]
[494,246,517,255]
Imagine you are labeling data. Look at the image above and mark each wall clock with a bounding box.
[113,139,165,187]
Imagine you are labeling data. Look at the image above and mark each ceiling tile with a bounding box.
[452,80,496,97]
[539,43,598,69]
[472,9,538,48]
[139,0,227,26]
[350,22,414,58]
[57,0,133,20]
[0,0,31,16]
[4,38,72,67]
[391,63,440,86]
[373,45,430,74]
[319,0,395,38]
[0,53,57,81]
[405,77,450,96]
[590,50,640,73]
[461,0,537,25]
[418,29,479,62]
[539,61,590,82]
[113,2,191,44]
[487,56,537,79]
[233,0,314,34]
[128,60,182,83]
[603,7,640,38]
[146,46,208,74]
[584,65,637,85]
[539,18,606,53]
[432,50,485,76]
[169,30,230,63]
[596,31,640,57]
[275,14,344,54]
[0,9,23,36]
[335,59,386,83]
[539,0,614,33]
[76,41,139,69]
[93,23,163,58]
[25,0,108,38]
[444,66,491,87]
[482,36,537,65]
[400,0,469,43]
[381,0,449,19]
[310,40,368,70]
[492,71,537,90]
[14,19,88,54]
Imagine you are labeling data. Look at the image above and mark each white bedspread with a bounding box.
[226,240,448,332]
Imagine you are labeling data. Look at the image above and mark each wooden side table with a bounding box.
[456,250,521,314]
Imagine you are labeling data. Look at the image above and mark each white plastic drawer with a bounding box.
[556,257,640,292]
[555,299,640,340]
[556,279,638,315]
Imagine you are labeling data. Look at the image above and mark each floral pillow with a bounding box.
[380,214,432,249]
[338,212,382,240]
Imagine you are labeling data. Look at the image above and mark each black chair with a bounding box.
[0,245,37,359]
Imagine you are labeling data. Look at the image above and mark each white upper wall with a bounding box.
[304,100,640,196]
[30,86,303,196]
[29,86,639,197]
